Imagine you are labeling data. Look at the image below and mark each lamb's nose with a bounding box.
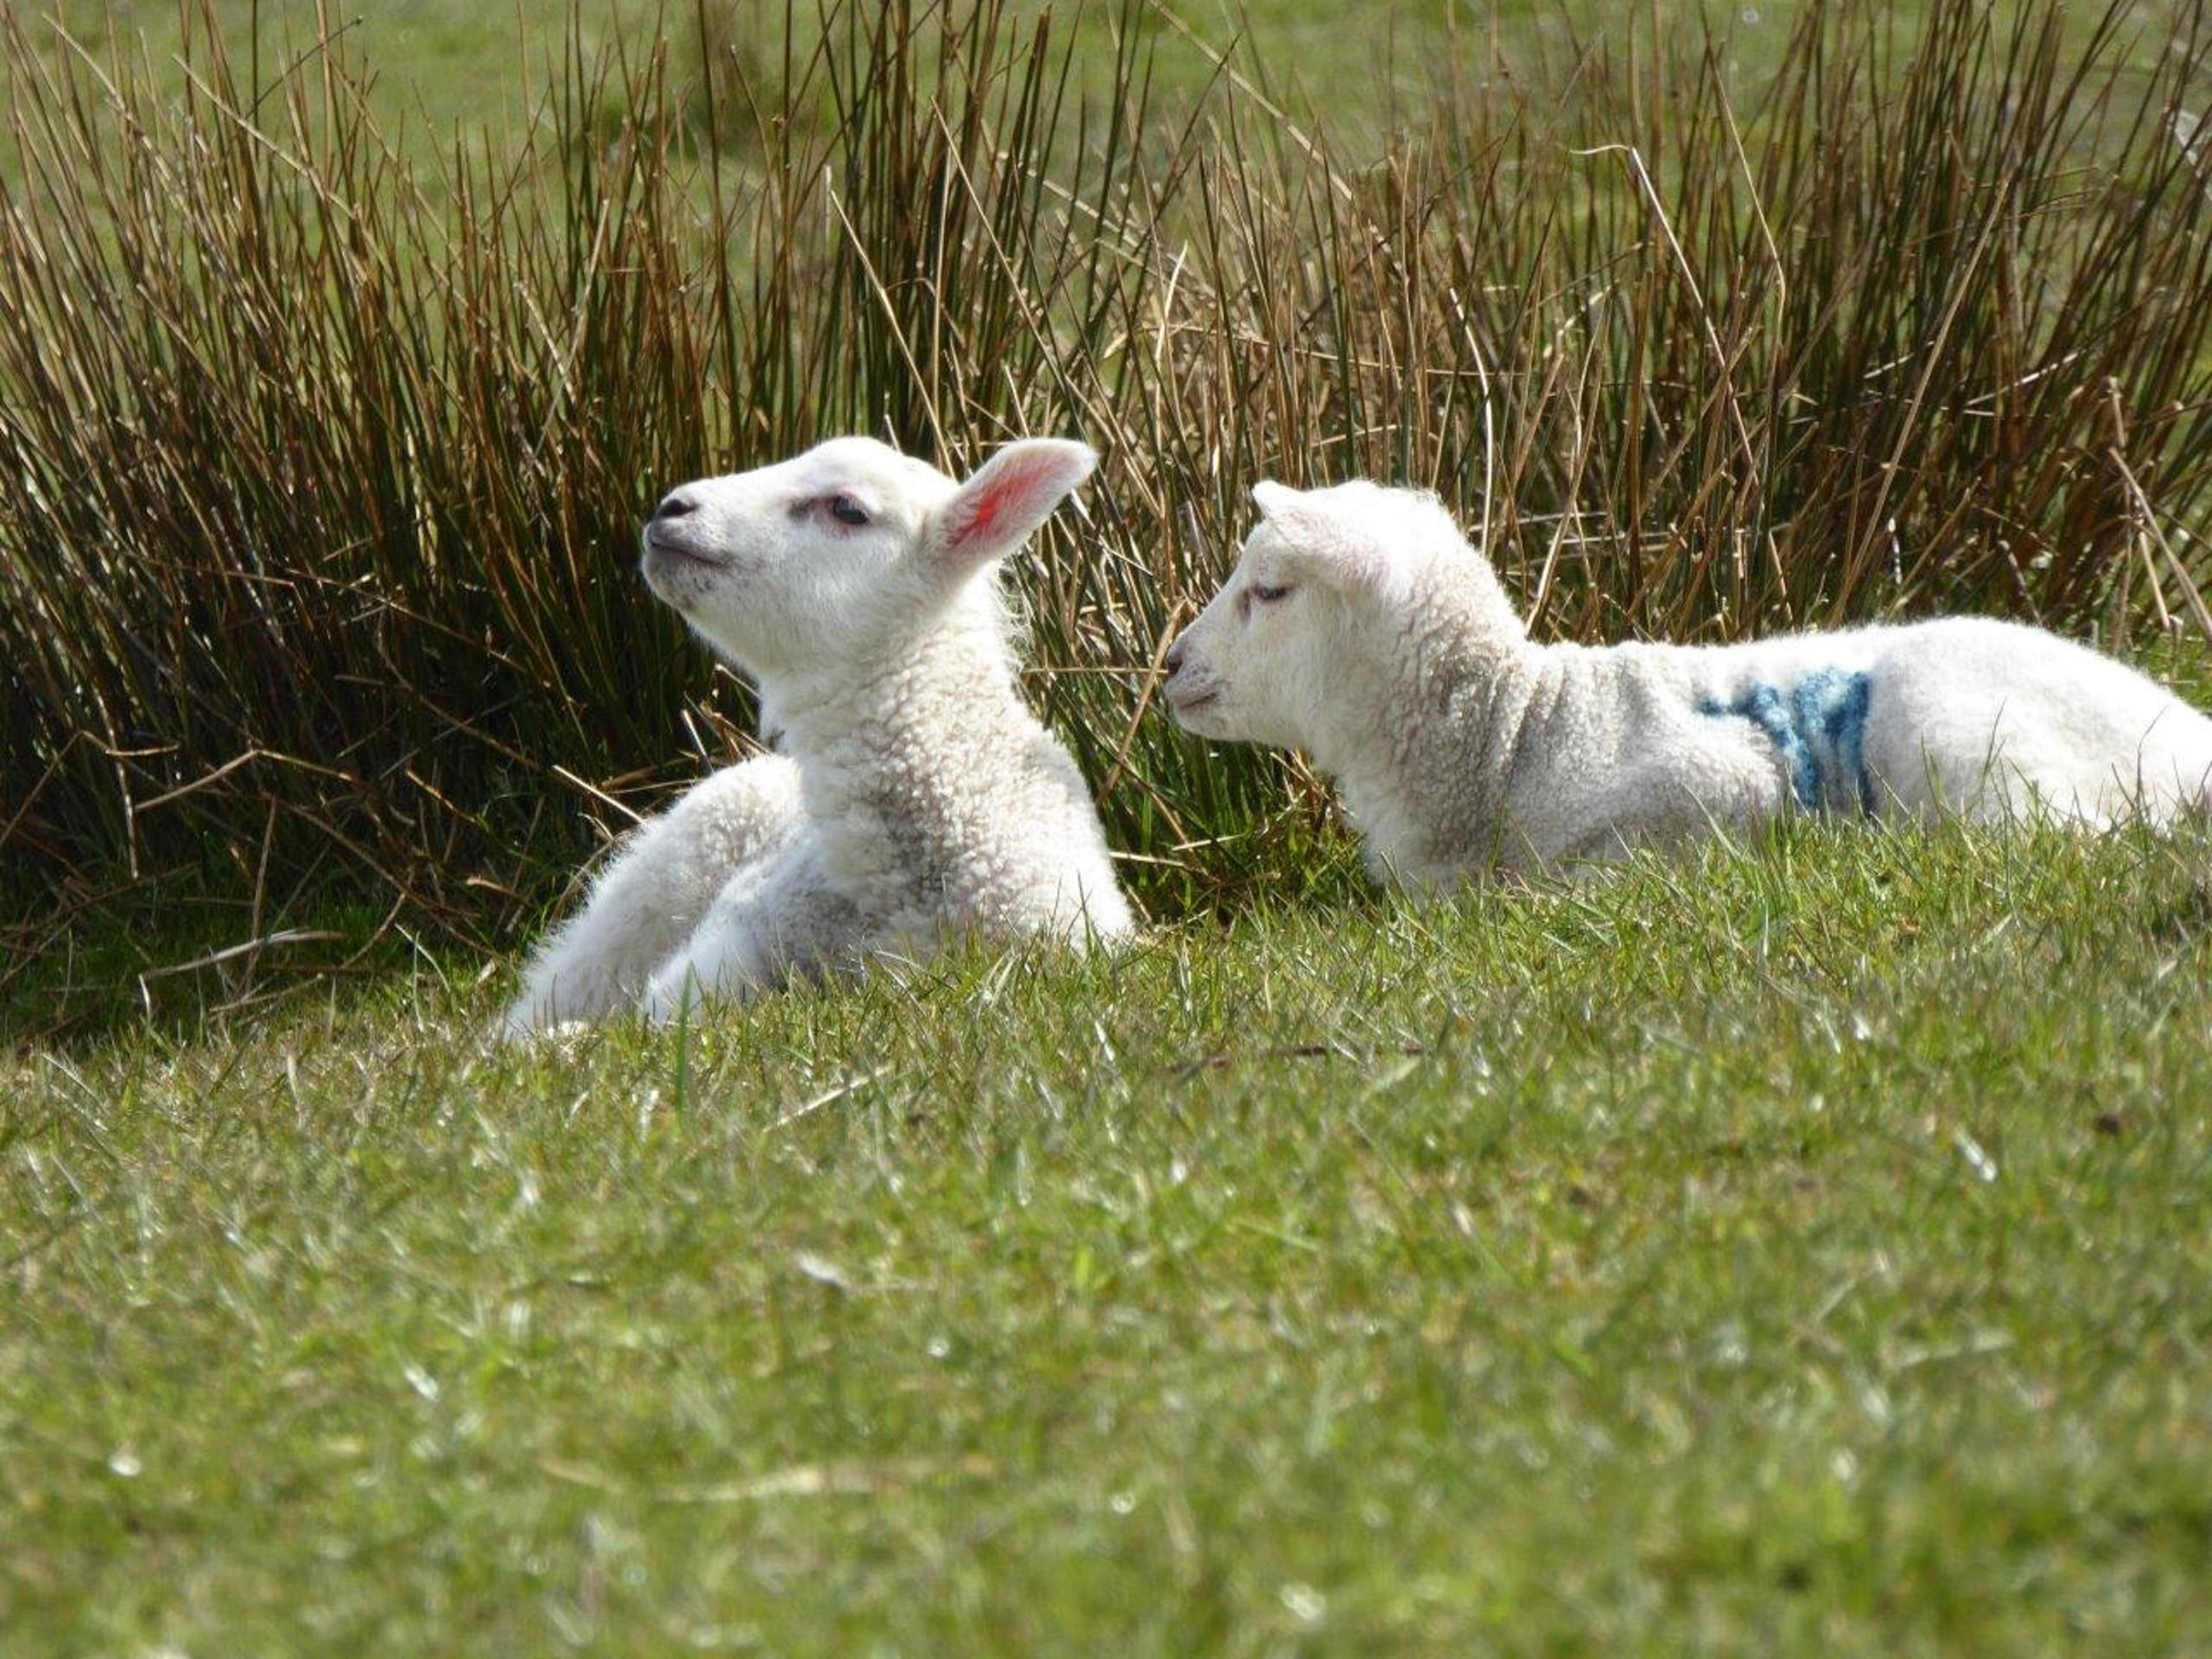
[651,492,699,522]
[1164,645,1185,677]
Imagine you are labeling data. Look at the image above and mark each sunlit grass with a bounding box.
[6,817,2210,1651]
[6,4,2211,1651]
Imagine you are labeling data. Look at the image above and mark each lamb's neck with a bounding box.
[1316,615,1552,885]
[766,627,1038,832]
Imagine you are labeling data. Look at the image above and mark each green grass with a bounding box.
[5,6,2211,1647]
[7,817,2210,1654]
[37,0,668,156]
[43,0,2189,146]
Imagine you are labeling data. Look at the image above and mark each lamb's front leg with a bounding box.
[639,835,869,1024]
[503,756,802,1036]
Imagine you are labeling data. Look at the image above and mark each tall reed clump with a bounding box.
[2,0,2209,1014]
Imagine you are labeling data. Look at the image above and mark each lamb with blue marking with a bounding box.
[503,435,1131,1035]
[1161,479,2212,888]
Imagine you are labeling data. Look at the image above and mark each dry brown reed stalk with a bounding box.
[1,0,2208,1017]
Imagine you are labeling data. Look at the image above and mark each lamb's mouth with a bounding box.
[641,532,732,573]
[1166,687,1221,725]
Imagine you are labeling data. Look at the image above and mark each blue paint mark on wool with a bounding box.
[1699,669,1876,815]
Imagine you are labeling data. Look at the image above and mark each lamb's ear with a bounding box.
[1253,479,1398,594]
[1252,479,1342,553]
[929,438,1098,571]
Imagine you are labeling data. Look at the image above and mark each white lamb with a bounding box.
[503,435,1132,1035]
[1161,478,2212,888]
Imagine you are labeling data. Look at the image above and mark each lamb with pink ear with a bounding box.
[1161,477,2212,889]
[503,435,1131,1035]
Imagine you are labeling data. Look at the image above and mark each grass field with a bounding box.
[7,818,2212,1653]
[38,0,2187,137]
[6,0,2212,1650]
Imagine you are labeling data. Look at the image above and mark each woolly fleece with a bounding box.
[1163,479,2212,888]
[504,436,1130,1033]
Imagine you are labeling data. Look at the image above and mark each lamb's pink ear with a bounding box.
[929,438,1098,571]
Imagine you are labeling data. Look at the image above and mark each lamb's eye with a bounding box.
[1250,582,1293,604]
[827,494,870,527]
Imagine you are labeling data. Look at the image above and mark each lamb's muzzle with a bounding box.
[641,500,728,578]
[1160,641,1222,722]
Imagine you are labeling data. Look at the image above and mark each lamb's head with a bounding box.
[1161,478,1521,749]
[641,435,1097,689]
